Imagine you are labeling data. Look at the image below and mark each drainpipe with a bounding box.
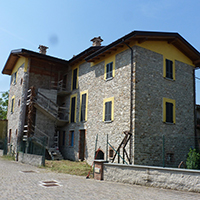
[123,39,133,164]
[194,68,198,151]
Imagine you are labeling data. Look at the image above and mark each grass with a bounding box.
[1,154,15,161]
[44,160,92,177]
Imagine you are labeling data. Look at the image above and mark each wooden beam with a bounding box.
[168,38,177,44]
[194,59,200,65]
[137,37,148,44]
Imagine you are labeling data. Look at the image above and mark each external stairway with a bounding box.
[23,87,68,160]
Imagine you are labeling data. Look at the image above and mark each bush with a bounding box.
[186,148,200,169]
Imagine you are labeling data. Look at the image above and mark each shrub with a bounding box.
[186,148,200,169]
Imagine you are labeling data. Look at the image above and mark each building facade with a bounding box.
[2,31,200,167]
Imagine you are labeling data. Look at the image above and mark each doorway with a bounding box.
[79,130,86,161]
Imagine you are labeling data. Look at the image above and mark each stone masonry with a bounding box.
[134,46,195,167]
[3,31,199,168]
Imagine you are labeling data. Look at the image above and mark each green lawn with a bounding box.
[44,160,92,177]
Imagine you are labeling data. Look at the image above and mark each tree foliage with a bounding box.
[186,148,200,169]
[0,91,9,120]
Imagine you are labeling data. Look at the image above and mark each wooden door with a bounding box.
[79,130,85,161]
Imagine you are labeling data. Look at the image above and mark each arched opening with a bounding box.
[95,149,104,160]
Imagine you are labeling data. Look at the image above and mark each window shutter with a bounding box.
[166,102,173,123]
[166,59,173,79]
[81,93,86,121]
[72,68,77,90]
[71,97,76,122]
[105,101,112,121]
[106,62,113,79]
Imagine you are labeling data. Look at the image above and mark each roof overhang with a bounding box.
[68,46,104,66]
[85,31,200,67]
[2,49,68,75]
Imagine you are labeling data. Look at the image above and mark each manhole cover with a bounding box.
[43,183,60,187]
[39,180,62,188]
[42,181,58,184]
[20,170,38,173]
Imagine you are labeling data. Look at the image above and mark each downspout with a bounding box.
[194,68,198,151]
[123,39,133,164]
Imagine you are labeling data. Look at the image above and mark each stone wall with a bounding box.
[18,152,43,166]
[61,49,132,164]
[134,45,195,167]
[7,62,27,153]
[104,163,200,192]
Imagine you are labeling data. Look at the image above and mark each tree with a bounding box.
[0,91,9,119]
[186,148,200,169]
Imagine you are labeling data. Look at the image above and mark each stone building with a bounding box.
[2,31,200,167]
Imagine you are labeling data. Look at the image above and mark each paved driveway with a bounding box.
[0,157,200,200]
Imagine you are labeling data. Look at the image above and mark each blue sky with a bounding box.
[1,0,200,103]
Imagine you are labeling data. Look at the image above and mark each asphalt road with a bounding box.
[0,157,200,200]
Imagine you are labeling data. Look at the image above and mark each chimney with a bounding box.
[38,45,49,54]
[90,36,103,46]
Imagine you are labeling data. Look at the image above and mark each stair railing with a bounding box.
[35,91,59,118]
[32,125,50,148]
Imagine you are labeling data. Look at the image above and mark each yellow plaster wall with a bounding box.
[12,57,28,74]
[136,41,194,66]
[91,40,194,67]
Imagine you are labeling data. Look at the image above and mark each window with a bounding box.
[109,147,114,159]
[80,90,88,122]
[69,131,74,147]
[104,59,115,80]
[63,131,66,146]
[106,62,113,79]
[71,67,79,90]
[11,72,17,85]
[163,98,175,123]
[103,97,114,122]
[164,58,175,80]
[8,129,12,143]
[70,94,77,123]
[11,96,15,114]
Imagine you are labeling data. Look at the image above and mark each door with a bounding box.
[79,130,86,161]
[59,131,65,149]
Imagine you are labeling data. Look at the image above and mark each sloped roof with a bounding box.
[85,30,200,67]
[2,48,68,75]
